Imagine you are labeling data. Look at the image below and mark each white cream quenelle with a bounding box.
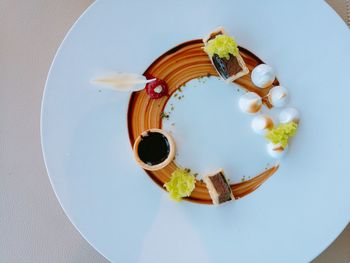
[251,115,274,135]
[251,64,276,88]
[279,107,300,124]
[238,92,262,114]
[267,142,287,159]
[92,73,155,92]
[268,86,289,107]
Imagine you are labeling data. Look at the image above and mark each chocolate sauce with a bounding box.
[137,132,170,166]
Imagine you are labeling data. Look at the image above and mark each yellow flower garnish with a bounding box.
[266,122,298,148]
[204,35,239,60]
[164,169,196,201]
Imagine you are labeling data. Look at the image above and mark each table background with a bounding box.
[1,0,349,262]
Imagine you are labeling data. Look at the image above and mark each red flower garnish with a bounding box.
[145,77,168,99]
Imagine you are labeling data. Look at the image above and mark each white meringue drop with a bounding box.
[238,92,262,114]
[267,143,287,159]
[279,107,300,124]
[251,115,274,135]
[268,86,289,107]
[251,64,276,88]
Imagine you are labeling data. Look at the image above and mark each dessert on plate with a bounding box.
[93,26,301,205]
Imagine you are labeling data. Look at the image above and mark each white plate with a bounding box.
[41,0,350,262]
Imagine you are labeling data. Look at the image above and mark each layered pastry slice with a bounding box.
[203,169,235,205]
[203,27,249,82]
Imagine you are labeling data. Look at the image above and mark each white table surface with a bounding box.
[1,0,349,262]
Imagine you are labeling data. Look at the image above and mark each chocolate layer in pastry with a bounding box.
[204,170,234,205]
[212,53,242,79]
[210,172,232,203]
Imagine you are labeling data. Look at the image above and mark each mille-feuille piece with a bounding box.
[203,169,235,205]
[203,27,249,82]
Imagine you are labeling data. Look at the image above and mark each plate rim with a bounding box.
[40,1,113,262]
[40,1,350,262]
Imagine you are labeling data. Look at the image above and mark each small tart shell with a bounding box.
[133,128,176,171]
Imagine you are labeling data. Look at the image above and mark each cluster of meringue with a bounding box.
[238,64,300,159]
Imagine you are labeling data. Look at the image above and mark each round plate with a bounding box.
[41,1,350,262]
